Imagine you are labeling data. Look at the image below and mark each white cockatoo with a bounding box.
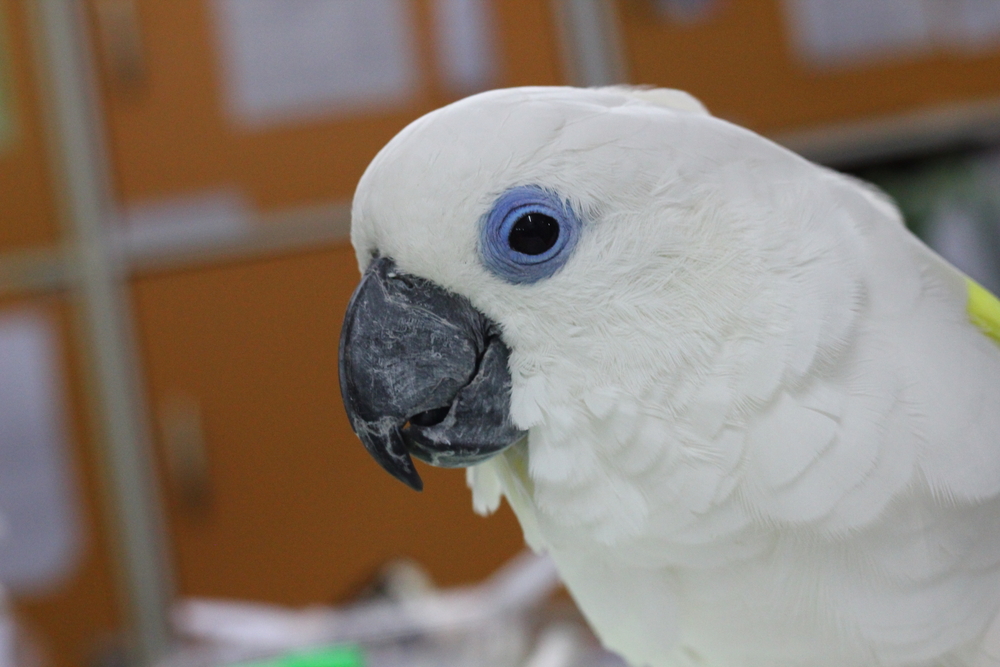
[338,86,1000,667]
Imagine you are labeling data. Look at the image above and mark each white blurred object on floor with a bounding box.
[523,625,580,667]
[157,550,628,667]
[171,550,559,651]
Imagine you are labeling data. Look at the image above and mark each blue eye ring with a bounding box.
[480,185,581,284]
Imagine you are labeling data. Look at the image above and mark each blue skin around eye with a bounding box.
[480,185,581,284]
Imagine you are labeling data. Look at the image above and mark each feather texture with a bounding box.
[353,86,1000,667]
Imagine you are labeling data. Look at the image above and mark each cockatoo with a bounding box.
[338,86,1000,667]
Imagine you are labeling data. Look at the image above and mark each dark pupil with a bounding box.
[508,213,560,255]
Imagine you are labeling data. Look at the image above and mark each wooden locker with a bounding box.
[90,0,566,209]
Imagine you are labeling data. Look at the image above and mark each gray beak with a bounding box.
[339,257,526,490]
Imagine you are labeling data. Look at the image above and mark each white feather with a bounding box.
[352,86,1000,667]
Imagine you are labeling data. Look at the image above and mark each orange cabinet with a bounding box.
[84,0,562,609]
[92,0,565,210]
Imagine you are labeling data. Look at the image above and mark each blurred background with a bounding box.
[0,1,999,666]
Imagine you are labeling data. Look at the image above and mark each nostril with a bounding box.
[408,405,451,427]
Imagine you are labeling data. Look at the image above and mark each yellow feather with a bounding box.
[967,278,1000,343]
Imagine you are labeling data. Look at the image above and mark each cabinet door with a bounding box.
[89,0,565,211]
[616,0,1000,134]
[132,246,526,604]
[0,298,123,667]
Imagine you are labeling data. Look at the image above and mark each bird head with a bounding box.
[339,86,857,493]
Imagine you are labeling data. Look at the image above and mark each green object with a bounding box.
[237,646,365,667]
[0,2,14,153]
[852,151,1000,243]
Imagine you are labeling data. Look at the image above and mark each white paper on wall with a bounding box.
[431,0,498,94]
[121,188,249,255]
[212,0,419,128]
[782,0,932,67]
[653,0,723,24]
[782,0,1000,68]
[0,312,81,594]
[930,0,1000,53]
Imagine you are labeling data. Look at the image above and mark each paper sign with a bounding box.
[782,0,1000,68]
[931,0,1000,53]
[212,0,419,128]
[121,188,249,255]
[653,0,723,24]
[431,0,497,94]
[0,312,81,594]
[782,0,931,67]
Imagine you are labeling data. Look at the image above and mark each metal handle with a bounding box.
[93,0,147,90]
[159,395,211,513]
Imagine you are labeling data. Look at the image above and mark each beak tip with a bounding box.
[384,452,424,491]
[356,426,425,492]
[401,470,424,492]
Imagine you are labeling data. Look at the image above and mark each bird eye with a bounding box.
[509,213,559,255]
[480,186,581,284]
